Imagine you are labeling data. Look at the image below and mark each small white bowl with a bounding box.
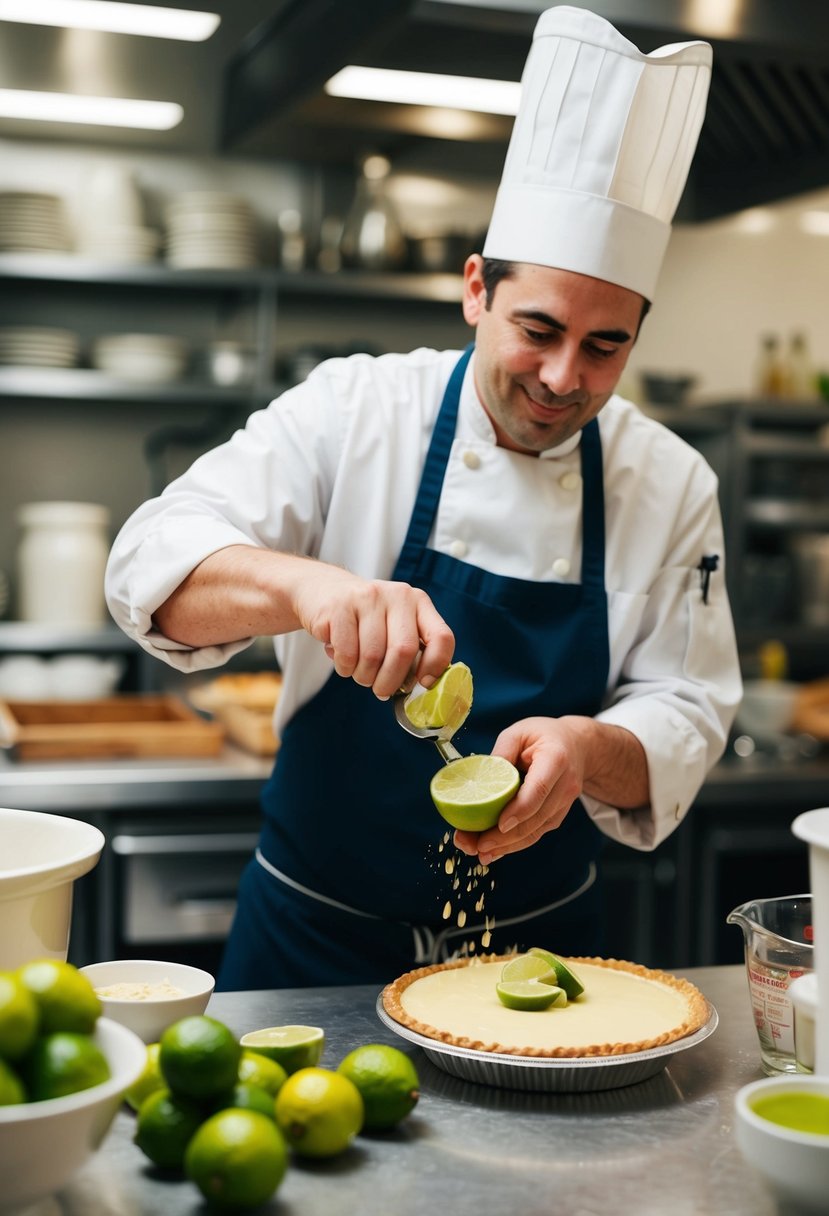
[0,1016,146,1213]
[80,959,215,1043]
[735,1075,829,1211]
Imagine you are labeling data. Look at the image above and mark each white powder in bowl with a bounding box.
[95,979,185,1001]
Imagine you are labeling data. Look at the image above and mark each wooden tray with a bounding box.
[217,703,280,756]
[0,695,225,760]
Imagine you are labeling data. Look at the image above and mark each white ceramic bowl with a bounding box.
[0,1016,146,1214]
[80,959,215,1043]
[734,679,798,741]
[0,807,105,970]
[735,1075,829,1211]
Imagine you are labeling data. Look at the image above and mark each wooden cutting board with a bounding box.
[0,694,225,760]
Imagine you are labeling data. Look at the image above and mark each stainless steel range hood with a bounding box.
[221,0,829,219]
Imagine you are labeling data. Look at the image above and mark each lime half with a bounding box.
[430,753,520,832]
[500,954,558,986]
[528,947,585,999]
[240,1026,325,1075]
[496,981,566,1012]
[405,662,473,735]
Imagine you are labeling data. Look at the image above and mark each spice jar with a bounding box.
[16,502,110,625]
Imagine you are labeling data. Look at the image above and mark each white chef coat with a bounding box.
[105,348,742,852]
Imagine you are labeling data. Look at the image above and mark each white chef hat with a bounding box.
[483,6,712,300]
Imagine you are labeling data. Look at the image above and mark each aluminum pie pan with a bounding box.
[376,996,718,1093]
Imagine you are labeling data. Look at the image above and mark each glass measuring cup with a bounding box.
[727,894,813,1075]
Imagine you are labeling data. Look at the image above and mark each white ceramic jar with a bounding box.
[16,502,110,626]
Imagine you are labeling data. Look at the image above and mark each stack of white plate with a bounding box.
[91,332,189,382]
[165,192,258,269]
[0,326,80,367]
[77,225,160,264]
[0,192,71,253]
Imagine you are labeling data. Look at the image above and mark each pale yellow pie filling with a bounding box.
[383,956,709,1058]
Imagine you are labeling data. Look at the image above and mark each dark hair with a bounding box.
[480,257,651,332]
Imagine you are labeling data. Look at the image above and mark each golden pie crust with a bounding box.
[382,955,709,1059]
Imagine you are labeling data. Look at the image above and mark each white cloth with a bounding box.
[483,6,712,298]
[106,348,741,852]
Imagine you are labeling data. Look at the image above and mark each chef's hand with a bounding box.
[453,716,648,865]
[292,563,455,699]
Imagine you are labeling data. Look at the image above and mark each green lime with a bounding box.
[17,959,101,1035]
[185,1108,288,1209]
[528,947,585,999]
[240,1025,324,1075]
[274,1066,363,1157]
[134,1087,204,1169]
[125,1042,164,1113]
[430,753,520,831]
[337,1044,419,1130]
[0,1058,26,1105]
[213,1082,276,1121]
[500,954,558,985]
[237,1049,287,1096]
[25,1032,110,1101]
[0,970,39,1060]
[160,1016,241,1100]
[496,981,566,1011]
[405,662,473,733]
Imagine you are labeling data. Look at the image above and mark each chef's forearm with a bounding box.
[560,716,650,810]
[152,545,310,645]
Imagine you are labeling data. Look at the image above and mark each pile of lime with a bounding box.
[0,958,109,1107]
[130,1016,420,1209]
[495,947,585,1011]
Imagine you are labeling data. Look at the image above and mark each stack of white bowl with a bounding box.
[0,191,71,253]
[91,332,189,382]
[0,325,80,367]
[165,191,258,269]
[75,166,159,265]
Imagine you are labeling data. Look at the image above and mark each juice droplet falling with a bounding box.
[442,900,452,920]
[457,909,467,928]
[444,857,454,875]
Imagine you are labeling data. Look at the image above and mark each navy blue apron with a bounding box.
[217,347,610,990]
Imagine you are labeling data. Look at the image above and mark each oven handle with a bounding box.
[111,832,260,856]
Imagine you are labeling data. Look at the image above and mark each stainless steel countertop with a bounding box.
[49,966,796,1216]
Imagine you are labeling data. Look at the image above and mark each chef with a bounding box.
[106,7,741,989]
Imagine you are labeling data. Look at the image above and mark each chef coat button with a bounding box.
[560,471,582,491]
[449,540,468,559]
[462,450,481,470]
[552,557,571,578]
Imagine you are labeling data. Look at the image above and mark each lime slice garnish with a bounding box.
[430,753,520,832]
[500,954,558,985]
[240,1025,325,1074]
[528,947,585,999]
[496,981,566,1011]
[405,662,473,735]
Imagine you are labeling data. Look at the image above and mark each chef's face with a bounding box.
[462,255,644,454]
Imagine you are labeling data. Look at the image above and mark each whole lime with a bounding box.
[274,1066,363,1157]
[213,1082,276,1121]
[337,1044,420,1130]
[125,1042,164,1113]
[134,1087,204,1169]
[0,971,39,1061]
[25,1032,110,1101]
[237,1049,287,1096]
[17,959,101,1035]
[0,1058,26,1105]
[159,1015,241,1099]
[185,1108,288,1209]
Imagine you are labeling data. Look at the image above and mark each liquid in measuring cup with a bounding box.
[728,894,813,1075]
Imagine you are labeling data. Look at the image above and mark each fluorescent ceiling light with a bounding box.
[325,66,521,116]
[0,88,183,129]
[0,0,220,41]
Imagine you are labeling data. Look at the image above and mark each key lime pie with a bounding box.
[382,951,709,1059]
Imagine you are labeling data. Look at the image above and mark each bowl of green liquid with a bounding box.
[736,1076,829,1211]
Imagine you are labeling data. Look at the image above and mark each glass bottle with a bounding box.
[754,335,785,398]
[340,154,407,272]
[785,331,815,401]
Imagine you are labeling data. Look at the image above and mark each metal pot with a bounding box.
[790,532,829,625]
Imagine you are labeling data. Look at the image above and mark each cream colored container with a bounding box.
[0,806,104,968]
[16,501,110,625]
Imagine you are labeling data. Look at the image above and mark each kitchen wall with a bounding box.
[3,134,829,593]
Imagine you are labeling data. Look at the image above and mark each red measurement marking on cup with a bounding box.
[805,925,814,942]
